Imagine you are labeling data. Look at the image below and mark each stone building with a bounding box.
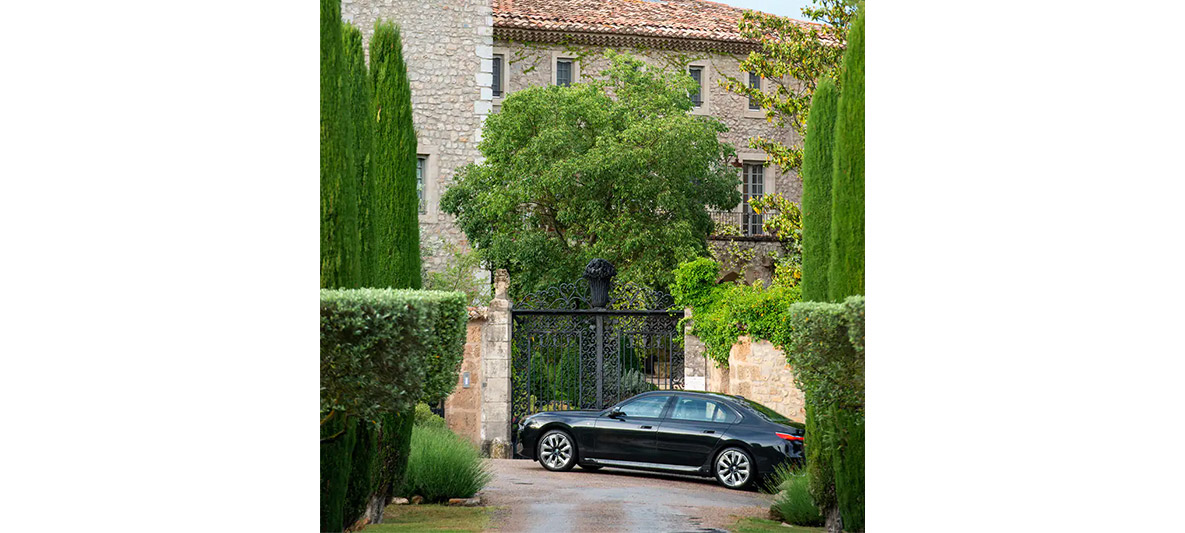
[342,0,807,279]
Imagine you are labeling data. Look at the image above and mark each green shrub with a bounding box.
[799,78,839,303]
[371,409,415,514]
[367,20,421,290]
[768,464,825,527]
[400,426,492,503]
[804,401,835,512]
[320,413,356,533]
[672,258,802,367]
[830,404,864,531]
[343,418,378,527]
[414,403,447,429]
[770,297,864,411]
[827,9,864,302]
[320,288,467,423]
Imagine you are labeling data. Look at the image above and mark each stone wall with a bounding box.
[340,0,493,272]
[444,313,486,448]
[693,335,804,423]
[495,40,802,203]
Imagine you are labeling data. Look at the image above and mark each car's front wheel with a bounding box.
[538,429,576,471]
[714,447,755,489]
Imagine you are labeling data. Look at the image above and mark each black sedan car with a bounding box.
[514,390,805,489]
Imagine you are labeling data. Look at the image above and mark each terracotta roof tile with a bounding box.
[493,0,814,45]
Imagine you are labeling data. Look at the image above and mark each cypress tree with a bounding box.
[828,10,865,302]
[800,79,839,303]
[343,23,376,285]
[321,0,360,289]
[368,21,421,289]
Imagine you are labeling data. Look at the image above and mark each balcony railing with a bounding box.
[708,210,767,238]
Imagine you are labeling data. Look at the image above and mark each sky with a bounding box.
[722,0,814,21]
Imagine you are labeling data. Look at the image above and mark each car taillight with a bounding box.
[776,432,804,442]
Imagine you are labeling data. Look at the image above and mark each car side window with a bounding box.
[618,395,670,418]
[670,397,737,423]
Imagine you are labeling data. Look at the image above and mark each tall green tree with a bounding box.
[367,21,421,289]
[320,0,360,289]
[799,79,839,302]
[343,23,375,285]
[721,0,859,172]
[441,52,741,297]
[827,10,864,301]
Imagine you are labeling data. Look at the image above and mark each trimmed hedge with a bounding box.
[343,22,372,286]
[320,288,467,422]
[800,78,839,303]
[321,289,466,531]
[778,296,864,532]
[827,10,865,302]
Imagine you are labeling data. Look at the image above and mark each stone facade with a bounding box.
[444,316,486,448]
[342,0,800,274]
[341,0,494,272]
[495,41,801,202]
[693,335,805,423]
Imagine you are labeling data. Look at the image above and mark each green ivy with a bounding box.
[672,258,803,367]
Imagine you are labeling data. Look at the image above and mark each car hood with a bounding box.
[532,410,603,419]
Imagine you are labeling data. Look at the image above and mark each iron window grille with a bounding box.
[748,73,761,110]
[689,66,703,107]
[556,59,573,87]
[416,156,426,214]
[492,54,503,97]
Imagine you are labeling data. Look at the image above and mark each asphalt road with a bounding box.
[481,458,774,532]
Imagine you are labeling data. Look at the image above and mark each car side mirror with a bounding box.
[608,407,625,419]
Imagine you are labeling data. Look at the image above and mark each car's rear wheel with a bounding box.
[714,447,755,489]
[538,429,576,472]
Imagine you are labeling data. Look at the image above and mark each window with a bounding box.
[555,59,573,87]
[670,397,738,423]
[748,72,761,110]
[742,163,764,236]
[688,66,703,107]
[618,395,670,418]
[492,54,503,97]
[416,156,426,214]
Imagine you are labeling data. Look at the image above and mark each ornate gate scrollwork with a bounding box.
[510,259,684,446]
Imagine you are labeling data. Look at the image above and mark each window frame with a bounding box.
[415,147,440,221]
[741,161,766,237]
[667,395,740,424]
[492,46,510,108]
[551,51,580,87]
[615,394,674,419]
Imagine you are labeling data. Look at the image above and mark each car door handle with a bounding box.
[703,430,715,434]
[640,425,653,429]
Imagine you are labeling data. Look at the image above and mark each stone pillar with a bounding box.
[480,269,512,458]
[683,308,707,391]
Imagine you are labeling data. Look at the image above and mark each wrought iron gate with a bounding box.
[510,259,684,439]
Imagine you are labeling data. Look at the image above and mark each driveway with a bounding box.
[481,459,773,532]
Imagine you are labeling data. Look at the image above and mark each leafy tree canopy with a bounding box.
[441,51,741,298]
[721,0,860,172]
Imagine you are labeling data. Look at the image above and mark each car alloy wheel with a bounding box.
[538,430,575,471]
[715,447,753,489]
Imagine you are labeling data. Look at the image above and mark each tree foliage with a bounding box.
[827,10,864,301]
[321,0,360,289]
[799,78,839,302]
[442,52,741,297]
[720,0,859,171]
[343,23,375,285]
[367,20,421,289]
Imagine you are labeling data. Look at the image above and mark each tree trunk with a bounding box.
[364,494,387,525]
[825,505,843,533]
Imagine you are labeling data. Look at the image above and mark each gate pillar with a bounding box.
[481,269,513,457]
